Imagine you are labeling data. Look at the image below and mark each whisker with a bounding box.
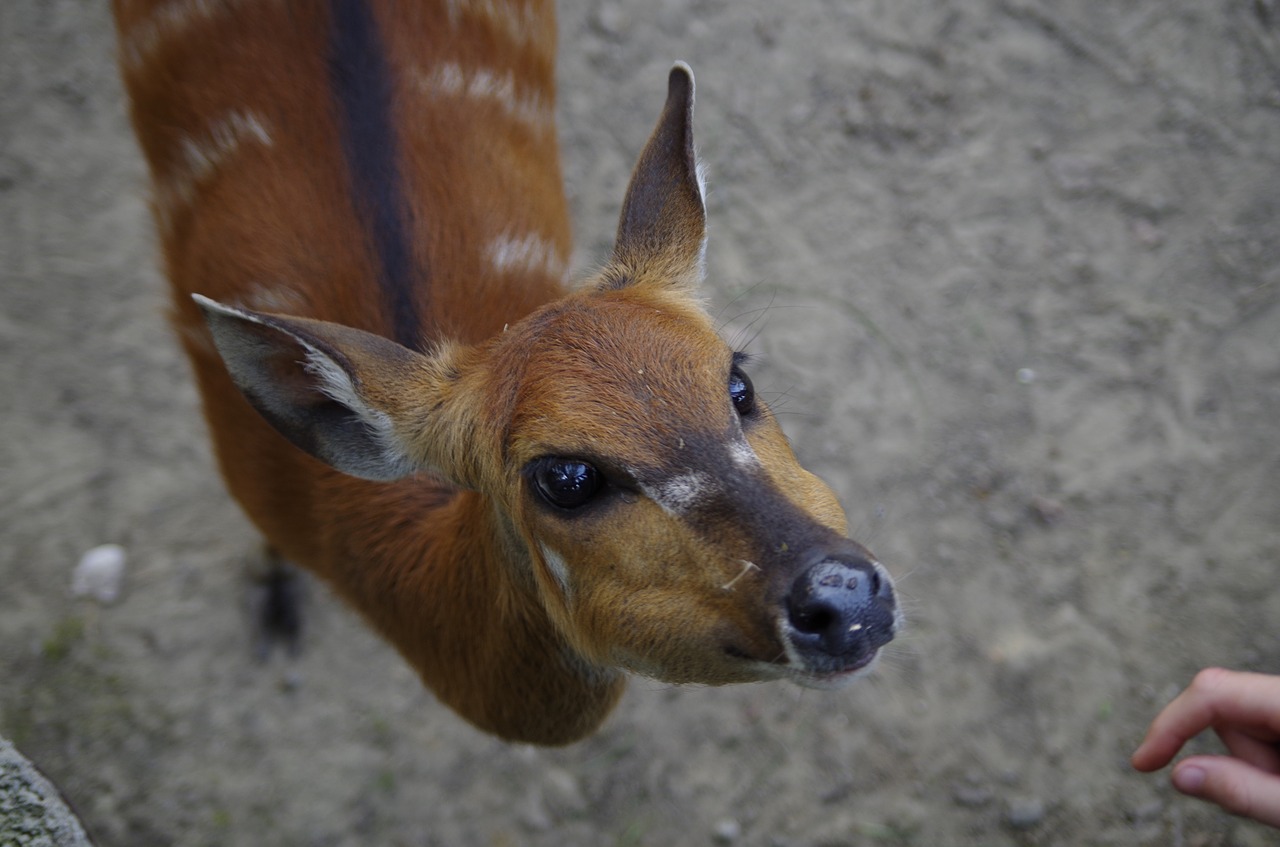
[711,279,772,326]
[720,560,761,591]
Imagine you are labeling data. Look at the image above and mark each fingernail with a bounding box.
[1174,764,1206,794]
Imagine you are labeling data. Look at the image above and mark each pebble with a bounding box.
[1030,496,1066,526]
[519,792,554,832]
[952,784,993,808]
[712,818,742,844]
[71,543,126,604]
[1131,218,1165,249]
[1128,799,1163,823]
[1005,796,1047,829]
[541,767,588,816]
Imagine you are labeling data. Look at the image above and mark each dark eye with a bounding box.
[729,366,756,417]
[531,459,603,510]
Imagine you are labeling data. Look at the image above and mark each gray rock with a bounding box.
[0,736,94,846]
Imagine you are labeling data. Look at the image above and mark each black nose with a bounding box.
[786,552,897,669]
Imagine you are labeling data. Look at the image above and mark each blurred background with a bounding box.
[3,0,1278,844]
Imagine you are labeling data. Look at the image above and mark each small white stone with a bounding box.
[713,819,742,844]
[1006,796,1047,829]
[71,544,126,604]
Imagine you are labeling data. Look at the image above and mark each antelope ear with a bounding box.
[193,294,480,485]
[605,62,707,291]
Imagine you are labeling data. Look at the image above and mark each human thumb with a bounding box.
[1172,756,1280,829]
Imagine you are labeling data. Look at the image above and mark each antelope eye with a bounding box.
[531,459,603,510]
[729,366,756,417]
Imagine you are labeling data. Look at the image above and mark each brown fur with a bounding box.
[112,0,894,745]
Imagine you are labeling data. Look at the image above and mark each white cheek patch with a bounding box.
[727,438,760,470]
[538,543,571,598]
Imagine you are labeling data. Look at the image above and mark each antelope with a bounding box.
[111,0,900,745]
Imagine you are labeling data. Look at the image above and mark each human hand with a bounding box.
[1132,667,1280,828]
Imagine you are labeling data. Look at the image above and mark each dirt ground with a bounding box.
[3,0,1280,845]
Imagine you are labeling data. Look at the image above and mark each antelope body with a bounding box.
[112,0,899,744]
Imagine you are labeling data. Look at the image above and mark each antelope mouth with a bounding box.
[723,641,883,688]
[782,646,883,690]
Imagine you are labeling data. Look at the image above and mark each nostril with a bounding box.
[785,555,898,662]
[789,599,835,636]
[818,571,846,589]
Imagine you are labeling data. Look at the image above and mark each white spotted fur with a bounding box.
[414,62,555,136]
[485,232,569,282]
[154,110,273,232]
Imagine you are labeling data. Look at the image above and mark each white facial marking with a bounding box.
[645,471,717,516]
[538,543,571,597]
[728,438,760,470]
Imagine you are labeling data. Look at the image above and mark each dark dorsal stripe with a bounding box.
[327,0,426,350]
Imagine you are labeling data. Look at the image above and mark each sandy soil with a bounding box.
[4,0,1280,844]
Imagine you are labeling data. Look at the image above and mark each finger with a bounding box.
[1172,756,1280,829]
[1133,669,1280,772]
[1217,726,1280,775]
[1133,722,1183,771]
